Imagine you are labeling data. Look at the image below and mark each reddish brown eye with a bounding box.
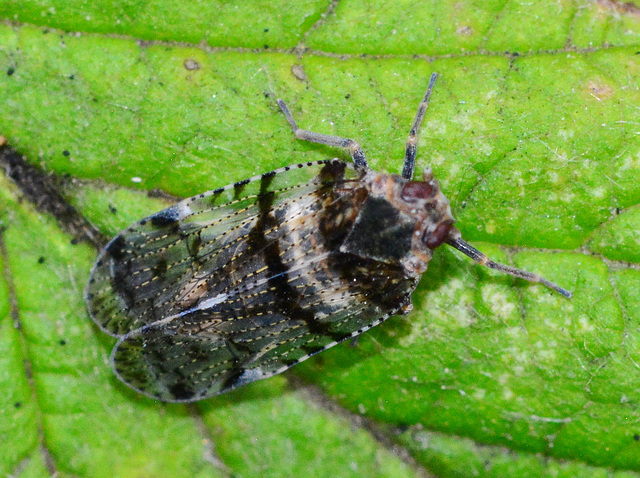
[423,221,453,249]
[401,181,434,201]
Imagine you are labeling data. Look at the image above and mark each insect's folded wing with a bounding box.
[86,160,358,338]
[112,320,236,402]
[111,299,368,402]
[86,195,268,337]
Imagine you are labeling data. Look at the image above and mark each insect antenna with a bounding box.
[445,236,572,298]
[402,72,439,180]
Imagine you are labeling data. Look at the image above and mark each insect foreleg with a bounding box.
[277,99,369,170]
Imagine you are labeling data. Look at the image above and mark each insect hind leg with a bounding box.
[402,72,438,180]
[277,99,369,170]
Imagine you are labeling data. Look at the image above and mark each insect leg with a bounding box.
[402,72,439,180]
[277,99,369,170]
[445,236,572,298]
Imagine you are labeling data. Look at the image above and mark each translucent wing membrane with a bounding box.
[86,160,417,401]
[87,161,354,336]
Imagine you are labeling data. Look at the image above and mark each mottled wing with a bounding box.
[87,160,354,335]
[110,271,395,401]
[87,160,416,402]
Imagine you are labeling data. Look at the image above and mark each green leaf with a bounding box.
[1,2,640,477]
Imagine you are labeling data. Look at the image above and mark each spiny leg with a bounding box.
[277,99,369,170]
[445,236,572,298]
[402,72,439,180]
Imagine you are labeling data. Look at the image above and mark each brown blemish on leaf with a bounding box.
[456,25,473,36]
[597,0,640,16]
[184,59,200,71]
[586,80,614,100]
[291,64,308,82]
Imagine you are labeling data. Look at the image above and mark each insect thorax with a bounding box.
[321,165,455,280]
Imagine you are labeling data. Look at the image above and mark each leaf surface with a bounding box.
[1,2,640,477]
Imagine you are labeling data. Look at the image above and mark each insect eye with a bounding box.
[422,221,453,249]
[401,181,435,201]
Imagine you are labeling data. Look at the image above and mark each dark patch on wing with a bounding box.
[220,367,247,391]
[245,169,346,346]
[153,257,168,276]
[330,253,414,312]
[233,178,251,199]
[318,160,347,186]
[301,344,326,356]
[188,231,203,257]
[149,206,182,229]
[107,235,127,260]
[168,382,195,401]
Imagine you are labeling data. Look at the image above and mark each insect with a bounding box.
[85,73,571,402]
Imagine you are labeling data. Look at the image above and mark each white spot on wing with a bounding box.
[175,201,193,219]
[171,293,228,320]
[194,293,228,311]
[234,368,264,387]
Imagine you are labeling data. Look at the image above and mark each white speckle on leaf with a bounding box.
[535,342,557,361]
[426,119,446,136]
[557,129,574,140]
[513,365,525,376]
[578,315,595,332]
[429,153,447,167]
[473,388,486,400]
[547,170,560,184]
[483,288,516,317]
[474,138,494,156]
[620,153,640,171]
[484,219,497,234]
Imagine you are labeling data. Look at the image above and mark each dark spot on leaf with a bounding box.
[59,339,66,346]
[7,67,14,76]
[38,256,45,264]
[62,150,70,156]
